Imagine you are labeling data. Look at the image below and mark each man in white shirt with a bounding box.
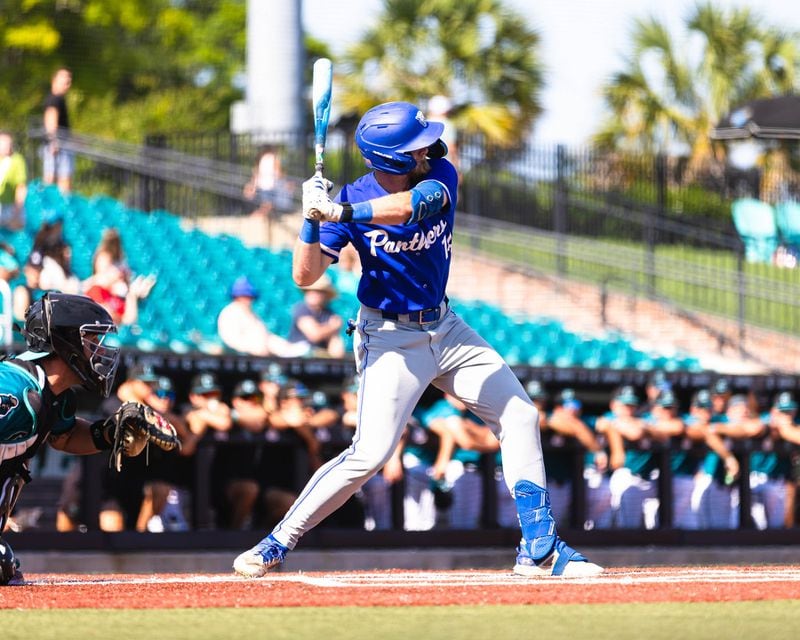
[217,276,308,358]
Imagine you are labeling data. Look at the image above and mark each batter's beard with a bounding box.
[408,158,431,186]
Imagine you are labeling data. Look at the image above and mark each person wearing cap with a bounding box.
[217,276,308,358]
[418,393,500,529]
[639,389,690,528]
[106,365,191,533]
[639,371,672,416]
[203,379,268,529]
[696,393,764,529]
[598,386,660,528]
[746,391,799,529]
[710,378,733,417]
[287,274,345,358]
[12,251,46,322]
[544,389,613,530]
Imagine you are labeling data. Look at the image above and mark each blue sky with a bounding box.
[303,0,800,145]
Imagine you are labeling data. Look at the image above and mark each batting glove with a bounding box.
[302,175,333,195]
[304,192,343,222]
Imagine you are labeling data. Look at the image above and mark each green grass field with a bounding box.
[457,229,800,334]
[4,602,800,640]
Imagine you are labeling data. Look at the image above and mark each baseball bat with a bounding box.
[312,57,333,177]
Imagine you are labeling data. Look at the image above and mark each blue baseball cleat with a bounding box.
[512,479,603,578]
[514,536,603,578]
[233,535,288,578]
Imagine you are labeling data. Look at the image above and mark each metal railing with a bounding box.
[25,127,800,340]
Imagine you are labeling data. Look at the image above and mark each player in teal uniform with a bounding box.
[1,293,121,585]
[600,386,660,528]
[750,392,798,529]
[234,101,602,578]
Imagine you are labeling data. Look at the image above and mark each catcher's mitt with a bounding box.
[107,402,181,472]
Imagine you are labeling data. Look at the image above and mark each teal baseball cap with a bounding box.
[655,389,677,408]
[556,388,582,410]
[614,385,639,406]
[691,389,712,409]
[191,372,221,395]
[774,392,798,412]
[525,380,548,401]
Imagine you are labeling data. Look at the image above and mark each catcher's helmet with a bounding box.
[22,292,120,397]
[0,537,18,585]
[355,101,448,175]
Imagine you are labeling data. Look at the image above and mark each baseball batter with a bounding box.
[234,101,602,578]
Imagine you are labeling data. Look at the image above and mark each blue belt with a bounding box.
[381,298,448,324]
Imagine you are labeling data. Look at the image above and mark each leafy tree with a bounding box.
[338,0,544,146]
[595,2,800,158]
[0,0,246,139]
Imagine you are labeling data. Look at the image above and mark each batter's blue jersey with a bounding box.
[320,158,458,313]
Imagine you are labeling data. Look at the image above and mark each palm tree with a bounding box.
[337,0,544,146]
[595,2,800,159]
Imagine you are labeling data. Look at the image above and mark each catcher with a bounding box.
[0,292,180,585]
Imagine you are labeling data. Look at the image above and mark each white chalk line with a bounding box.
[22,567,800,588]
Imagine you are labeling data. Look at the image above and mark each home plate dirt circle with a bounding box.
[3,567,800,609]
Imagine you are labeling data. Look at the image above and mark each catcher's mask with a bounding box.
[355,101,448,175]
[22,292,120,397]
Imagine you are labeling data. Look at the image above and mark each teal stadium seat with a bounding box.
[775,200,800,247]
[731,198,779,263]
[16,184,707,369]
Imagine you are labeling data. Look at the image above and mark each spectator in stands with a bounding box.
[0,131,27,230]
[84,227,155,326]
[747,391,797,529]
[601,385,660,529]
[12,251,45,322]
[217,276,308,357]
[0,243,19,284]
[288,274,345,358]
[42,67,74,192]
[546,388,612,530]
[243,145,294,217]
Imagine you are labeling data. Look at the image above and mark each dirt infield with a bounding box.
[2,567,800,609]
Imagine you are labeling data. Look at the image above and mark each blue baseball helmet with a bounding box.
[355,101,448,175]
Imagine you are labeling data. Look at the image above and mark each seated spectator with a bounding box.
[40,239,80,294]
[12,251,45,322]
[0,130,27,231]
[601,385,659,529]
[288,274,345,358]
[0,242,20,283]
[217,276,309,357]
[31,208,66,256]
[84,227,155,326]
